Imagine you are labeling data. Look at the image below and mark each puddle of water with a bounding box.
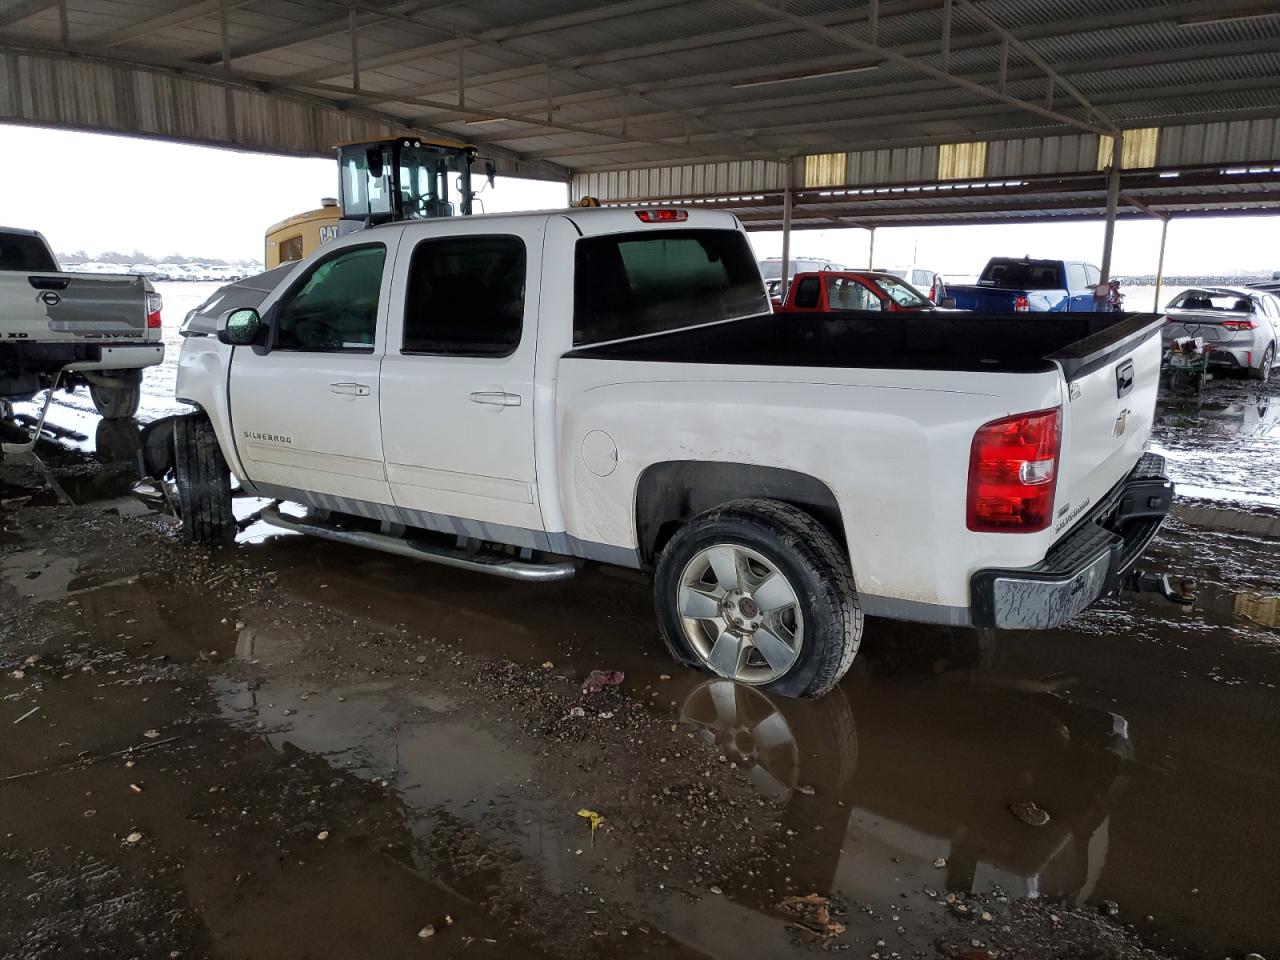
[1153,382,1280,508]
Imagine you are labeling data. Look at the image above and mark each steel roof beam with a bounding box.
[529,72,1280,162]
[359,0,1210,113]
[0,0,56,28]
[322,0,942,106]
[953,0,1117,130]
[376,0,1268,150]
[277,0,689,86]
[432,33,1280,135]
[727,0,1106,135]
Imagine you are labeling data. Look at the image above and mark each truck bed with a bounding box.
[566,310,1162,380]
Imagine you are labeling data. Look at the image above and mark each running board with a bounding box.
[260,506,577,583]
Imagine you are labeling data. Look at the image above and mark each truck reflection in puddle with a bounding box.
[680,663,1133,908]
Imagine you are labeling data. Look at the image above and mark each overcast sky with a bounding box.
[3,122,1277,278]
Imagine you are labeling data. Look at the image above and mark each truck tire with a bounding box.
[173,414,235,547]
[654,499,863,698]
[89,372,142,420]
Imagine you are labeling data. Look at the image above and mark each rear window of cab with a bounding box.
[573,229,768,346]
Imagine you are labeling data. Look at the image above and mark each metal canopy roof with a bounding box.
[644,163,1280,231]
[2,0,1280,180]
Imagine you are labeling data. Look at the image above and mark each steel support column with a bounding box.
[1100,134,1123,283]
[867,226,876,268]
[1154,215,1170,311]
[781,176,793,291]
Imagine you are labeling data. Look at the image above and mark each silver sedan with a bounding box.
[1161,287,1279,381]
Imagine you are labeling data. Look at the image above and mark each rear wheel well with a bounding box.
[635,461,846,567]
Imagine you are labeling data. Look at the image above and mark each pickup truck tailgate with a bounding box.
[0,271,155,342]
[1049,315,1164,538]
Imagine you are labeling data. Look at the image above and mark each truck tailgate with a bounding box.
[0,271,154,342]
[1047,315,1165,539]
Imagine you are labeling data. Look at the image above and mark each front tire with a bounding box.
[654,499,863,698]
[173,414,235,546]
[89,371,142,419]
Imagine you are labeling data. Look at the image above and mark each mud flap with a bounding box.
[138,415,177,479]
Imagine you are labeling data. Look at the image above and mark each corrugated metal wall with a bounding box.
[986,133,1099,176]
[573,119,1280,202]
[573,160,786,203]
[0,51,398,157]
[1159,119,1280,167]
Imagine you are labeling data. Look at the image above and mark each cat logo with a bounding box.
[319,225,339,244]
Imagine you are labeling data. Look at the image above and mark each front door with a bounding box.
[228,241,395,508]
[379,221,544,539]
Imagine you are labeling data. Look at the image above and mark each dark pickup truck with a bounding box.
[949,257,1102,313]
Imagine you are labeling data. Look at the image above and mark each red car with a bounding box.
[774,270,955,313]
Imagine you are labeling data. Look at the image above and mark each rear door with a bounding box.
[379,220,545,534]
[228,240,394,507]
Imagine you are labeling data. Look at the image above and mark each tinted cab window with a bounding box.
[574,229,767,345]
[0,233,57,272]
[402,235,526,357]
[274,244,385,352]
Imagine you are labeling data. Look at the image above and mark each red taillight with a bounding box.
[635,208,688,223]
[1014,295,1030,312]
[967,408,1061,533]
[929,282,937,302]
[146,291,163,329]
[1220,319,1258,331]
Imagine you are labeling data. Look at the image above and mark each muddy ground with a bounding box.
[2,364,1278,960]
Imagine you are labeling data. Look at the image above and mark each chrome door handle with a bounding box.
[330,382,370,396]
[469,391,522,407]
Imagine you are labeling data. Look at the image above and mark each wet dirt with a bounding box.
[3,375,1280,959]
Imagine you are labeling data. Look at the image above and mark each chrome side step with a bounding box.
[260,506,577,583]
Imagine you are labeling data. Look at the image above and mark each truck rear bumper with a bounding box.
[70,343,164,372]
[969,453,1173,630]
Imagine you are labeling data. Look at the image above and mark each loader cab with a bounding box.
[265,137,482,269]
[338,138,476,228]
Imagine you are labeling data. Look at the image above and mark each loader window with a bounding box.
[402,235,526,357]
[273,244,385,352]
[341,148,394,220]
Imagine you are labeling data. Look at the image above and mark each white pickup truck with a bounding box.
[167,208,1172,697]
[1,227,164,447]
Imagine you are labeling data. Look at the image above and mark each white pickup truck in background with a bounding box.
[165,207,1173,697]
[1,227,164,449]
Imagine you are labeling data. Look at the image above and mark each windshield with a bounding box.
[1167,290,1253,313]
[397,147,451,219]
[576,230,769,345]
[869,275,929,308]
[979,259,1062,289]
[758,260,783,281]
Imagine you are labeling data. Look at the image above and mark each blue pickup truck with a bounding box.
[948,257,1102,312]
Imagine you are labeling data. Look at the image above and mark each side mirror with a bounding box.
[939,297,957,309]
[217,307,262,346]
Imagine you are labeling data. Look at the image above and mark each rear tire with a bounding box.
[173,414,235,546]
[89,372,142,419]
[1249,343,1275,382]
[654,499,863,698]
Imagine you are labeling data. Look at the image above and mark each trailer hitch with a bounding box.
[1123,568,1197,606]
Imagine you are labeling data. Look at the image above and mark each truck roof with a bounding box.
[370,205,744,237]
[0,226,44,238]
